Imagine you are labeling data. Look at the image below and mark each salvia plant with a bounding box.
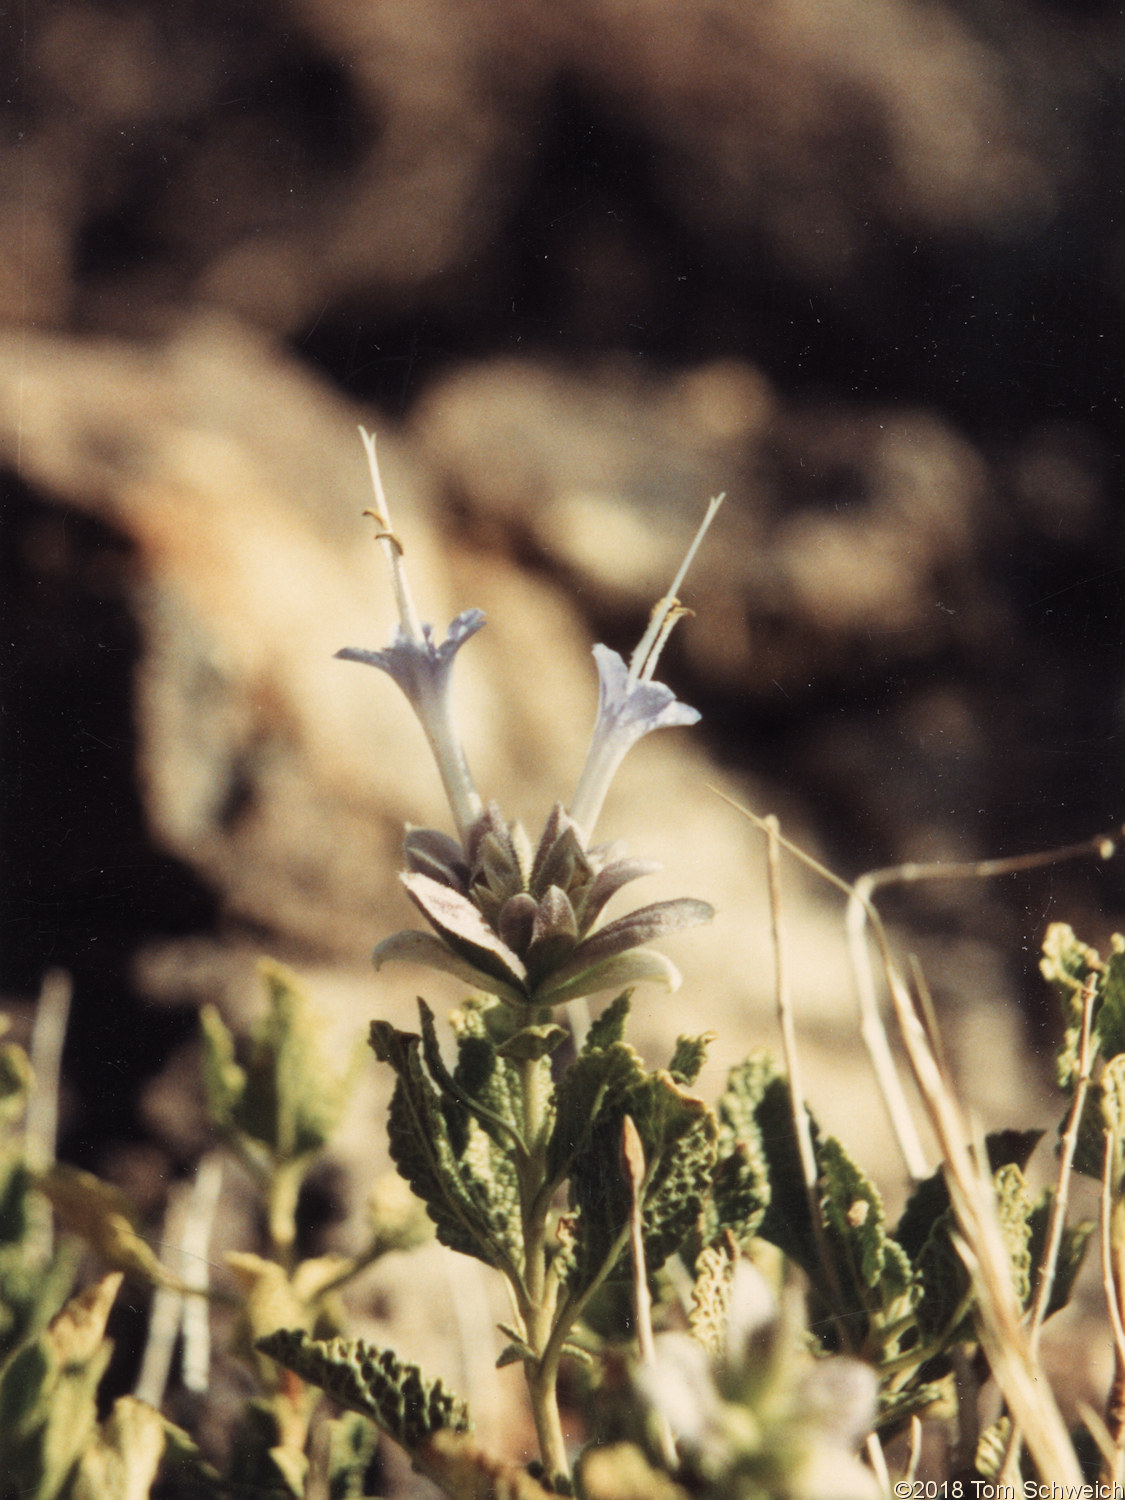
[2,430,1125,1500]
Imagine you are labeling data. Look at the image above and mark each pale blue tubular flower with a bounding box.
[568,494,724,839]
[336,429,484,843]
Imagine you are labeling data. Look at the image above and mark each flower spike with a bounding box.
[337,429,484,842]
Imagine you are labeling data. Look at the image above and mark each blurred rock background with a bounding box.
[3,0,1125,1453]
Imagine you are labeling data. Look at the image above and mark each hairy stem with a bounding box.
[516,1047,569,1484]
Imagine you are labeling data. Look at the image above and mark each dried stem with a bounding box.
[1031,974,1097,1352]
[999,973,1097,1486]
[846,886,929,1179]
[844,826,1120,1179]
[903,1416,923,1487]
[623,1116,677,1470]
[763,815,848,1342]
[713,790,1084,1488]
[1100,1131,1125,1481]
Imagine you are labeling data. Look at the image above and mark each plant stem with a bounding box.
[516,1045,570,1484]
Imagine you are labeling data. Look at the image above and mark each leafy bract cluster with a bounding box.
[376,804,713,1010]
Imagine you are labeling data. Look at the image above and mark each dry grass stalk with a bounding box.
[715,790,1085,1489]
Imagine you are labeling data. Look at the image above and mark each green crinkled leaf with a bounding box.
[449,1003,524,1147]
[257,1329,471,1452]
[0,1040,32,1126]
[546,1041,646,1189]
[913,1204,970,1341]
[1026,1190,1093,1321]
[717,1054,818,1276]
[974,1417,1012,1480]
[325,1412,378,1500]
[992,1163,1033,1309]
[567,1061,717,1292]
[369,1022,521,1277]
[71,1396,167,1500]
[0,1274,120,1500]
[1073,1052,1125,1188]
[224,1397,308,1497]
[419,999,524,1159]
[892,1130,1043,1261]
[1040,922,1101,1008]
[585,993,632,1051]
[876,1376,954,1434]
[496,1025,568,1062]
[198,1004,246,1134]
[668,1033,714,1087]
[218,961,354,1164]
[819,1136,913,1315]
[701,1141,769,1251]
[459,1118,525,1274]
[913,1163,1034,1340]
[1041,924,1103,1090]
[1099,936,1125,1063]
[689,1234,738,1357]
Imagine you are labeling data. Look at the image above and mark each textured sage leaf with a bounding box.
[819,1136,913,1320]
[584,992,632,1050]
[198,1004,246,1134]
[495,1025,568,1061]
[1040,922,1101,1002]
[450,1002,524,1143]
[668,1033,714,1087]
[373,930,526,1006]
[689,1234,738,1357]
[913,1205,968,1340]
[401,873,528,992]
[257,1329,470,1451]
[566,1059,716,1291]
[38,1166,167,1287]
[1070,1053,1125,1187]
[547,1041,647,1188]
[458,1117,525,1274]
[369,1022,519,1275]
[324,1411,379,1500]
[974,1417,1012,1480]
[914,1163,1034,1339]
[233,960,355,1162]
[716,1054,818,1277]
[1041,924,1102,1089]
[701,1141,770,1251]
[1098,936,1125,1062]
[892,1129,1043,1260]
[71,1396,167,1500]
[0,1274,120,1500]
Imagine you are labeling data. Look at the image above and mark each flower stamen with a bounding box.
[628,493,724,687]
